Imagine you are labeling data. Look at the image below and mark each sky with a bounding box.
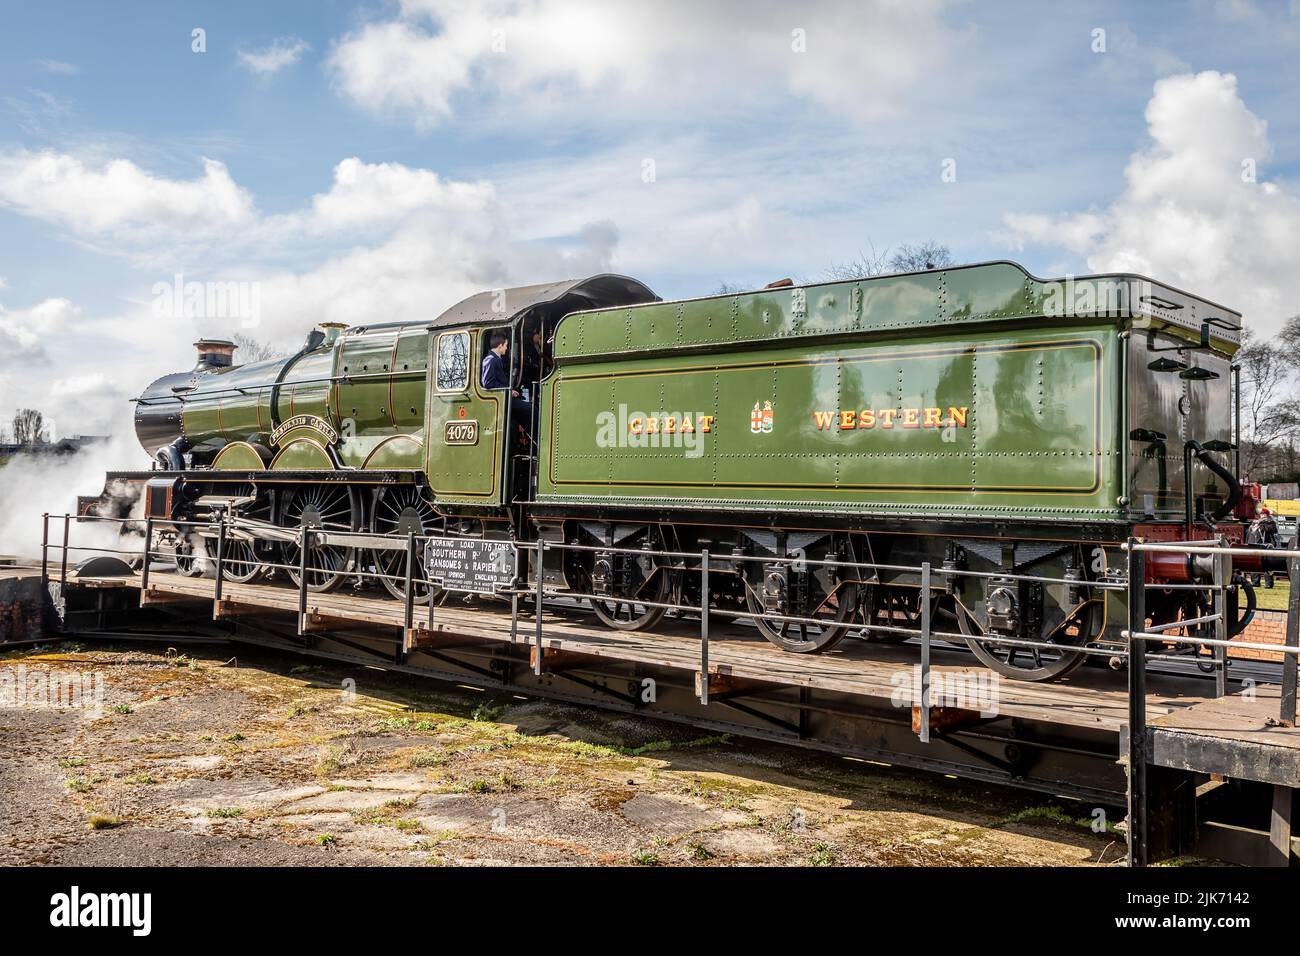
[1,0,1300,449]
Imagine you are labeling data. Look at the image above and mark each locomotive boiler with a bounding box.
[99,261,1275,681]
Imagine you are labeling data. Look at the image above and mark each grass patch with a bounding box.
[407,749,447,768]
[560,733,730,760]
[471,702,506,723]
[65,778,91,793]
[630,849,659,866]
[125,773,157,786]
[1001,803,1113,833]
[316,745,345,776]
[110,704,131,715]
[87,814,121,830]
[221,732,246,742]
[205,807,243,819]
[57,757,86,769]
[686,841,716,862]
[316,832,337,847]
[808,842,838,866]
[374,715,439,733]
[1254,578,1292,612]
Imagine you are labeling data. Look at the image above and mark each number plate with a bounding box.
[444,420,479,445]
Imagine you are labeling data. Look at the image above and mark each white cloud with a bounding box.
[1001,71,1300,337]
[303,157,495,232]
[0,297,80,363]
[237,37,309,75]
[37,58,79,75]
[0,152,256,249]
[328,0,962,128]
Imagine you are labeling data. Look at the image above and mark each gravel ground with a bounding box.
[0,640,1123,866]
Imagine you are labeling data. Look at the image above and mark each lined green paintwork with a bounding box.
[167,260,1238,525]
[424,329,507,504]
[539,262,1239,521]
[179,325,431,472]
[540,325,1119,518]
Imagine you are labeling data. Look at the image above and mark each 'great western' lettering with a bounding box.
[812,406,969,430]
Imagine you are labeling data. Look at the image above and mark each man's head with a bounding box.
[489,332,508,356]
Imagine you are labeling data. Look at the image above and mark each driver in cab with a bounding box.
[481,331,533,433]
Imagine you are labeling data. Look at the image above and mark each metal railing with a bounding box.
[36,510,1300,866]
[1120,535,1300,866]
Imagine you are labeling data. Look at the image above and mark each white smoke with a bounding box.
[0,426,149,563]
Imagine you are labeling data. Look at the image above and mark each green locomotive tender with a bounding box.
[110,261,1262,682]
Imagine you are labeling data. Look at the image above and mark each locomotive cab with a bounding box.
[422,275,658,510]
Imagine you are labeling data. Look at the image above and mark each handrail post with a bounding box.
[1126,540,1149,868]
[213,513,226,604]
[699,549,710,705]
[533,538,545,676]
[40,513,49,588]
[403,532,416,632]
[141,516,153,591]
[1212,537,1228,698]
[1283,556,1298,726]
[59,514,70,586]
[297,529,310,635]
[919,561,932,744]
[509,544,520,645]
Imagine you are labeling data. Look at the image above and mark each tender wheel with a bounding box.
[956,598,1100,682]
[745,579,859,653]
[585,527,676,631]
[279,485,360,593]
[861,585,935,644]
[370,485,445,605]
[219,483,271,583]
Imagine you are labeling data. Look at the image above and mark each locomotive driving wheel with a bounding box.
[370,484,445,605]
[219,483,272,583]
[279,485,361,593]
[170,532,205,577]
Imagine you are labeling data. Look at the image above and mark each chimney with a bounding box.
[194,338,236,370]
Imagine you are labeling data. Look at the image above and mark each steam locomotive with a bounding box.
[89,261,1279,681]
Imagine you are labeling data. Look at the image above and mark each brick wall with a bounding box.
[1234,610,1296,663]
[0,574,45,644]
[0,600,43,642]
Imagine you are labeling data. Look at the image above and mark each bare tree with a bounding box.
[231,333,288,364]
[1278,313,1300,372]
[1237,336,1293,476]
[12,408,46,446]
[887,241,955,273]
[824,242,893,281]
[824,240,955,281]
[714,281,747,295]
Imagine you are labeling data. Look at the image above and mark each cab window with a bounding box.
[435,331,469,392]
